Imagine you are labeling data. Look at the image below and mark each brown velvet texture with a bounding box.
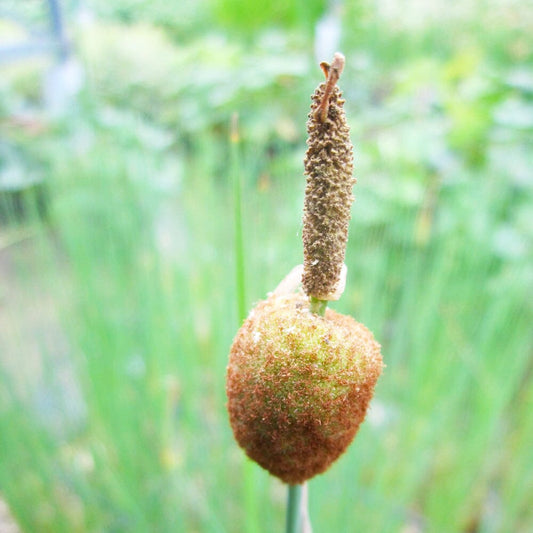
[226,293,383,484]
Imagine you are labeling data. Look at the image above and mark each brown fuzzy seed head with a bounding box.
[302,57,355,300]
[226,292,383,484]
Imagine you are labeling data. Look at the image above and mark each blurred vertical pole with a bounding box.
[314,0,341,63]
[47,0,69,60]
[44,0,84,115]
[230,113,260,533]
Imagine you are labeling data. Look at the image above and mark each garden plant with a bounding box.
[0,1,531,532]
[227,53,383,531]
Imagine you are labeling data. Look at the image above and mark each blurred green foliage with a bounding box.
[208,0,326,35]
[0,0,532,532]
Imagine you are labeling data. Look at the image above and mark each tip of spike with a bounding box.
[331,52,345,75]
[315,52,346,123]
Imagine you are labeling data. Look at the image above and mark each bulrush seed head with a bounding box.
[302,53,355,300]
[226,292,383,484]
[226,53,383,485]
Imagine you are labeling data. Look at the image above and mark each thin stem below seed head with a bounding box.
[286,484,303,533]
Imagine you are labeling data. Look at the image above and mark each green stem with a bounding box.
[286,484,303,533]
[309,297,328,317]
[230,113,246,323]
[230,113,260,533]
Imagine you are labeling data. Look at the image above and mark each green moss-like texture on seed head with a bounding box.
[226,292,383,484]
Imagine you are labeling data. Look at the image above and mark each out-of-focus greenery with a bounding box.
[0,0,532,532]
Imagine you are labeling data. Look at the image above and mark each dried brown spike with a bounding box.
[302,52,355,300]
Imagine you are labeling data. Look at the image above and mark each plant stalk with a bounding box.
[309,297,328,317]
[230,113,260,533]
[286,484,303,533]
[230,113,247,323]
